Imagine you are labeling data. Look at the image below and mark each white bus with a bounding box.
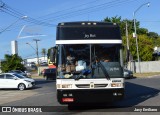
[50,21,124,105]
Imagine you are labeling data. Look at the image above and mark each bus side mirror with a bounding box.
[50,48,56,62]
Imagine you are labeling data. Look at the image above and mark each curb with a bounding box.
[135,74,160,79]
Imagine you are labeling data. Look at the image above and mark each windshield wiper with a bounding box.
[74,75,84,80]
[99,61,110,80]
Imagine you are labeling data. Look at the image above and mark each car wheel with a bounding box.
[18,83,26,90]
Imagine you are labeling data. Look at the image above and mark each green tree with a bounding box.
[104,16,154,61]
[154,37,160,47]
[104,16,125,35]
[148,32,159,47]
[123,35,153,61]
[104,15,122,23]
[138,35,153,61]
[148,32,159,39]
[104,16,140,36]
[137,28,148,35]
[1,54,25,72]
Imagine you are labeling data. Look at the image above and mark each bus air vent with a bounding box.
[94,84,108,88]
[75,84,90,88]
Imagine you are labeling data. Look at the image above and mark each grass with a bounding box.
[134,72,160,78]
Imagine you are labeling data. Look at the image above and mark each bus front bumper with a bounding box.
[57,88,124,104]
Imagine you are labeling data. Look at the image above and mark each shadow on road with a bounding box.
[115,82,160,107]
[35,79,56,85]
[57,82,160,112]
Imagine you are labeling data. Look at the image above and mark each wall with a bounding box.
[26,56,48,64]
[128,61,160,73]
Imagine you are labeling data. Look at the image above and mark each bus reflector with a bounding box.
[62,98,74,102]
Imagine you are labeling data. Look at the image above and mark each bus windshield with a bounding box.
[57,44,123,79]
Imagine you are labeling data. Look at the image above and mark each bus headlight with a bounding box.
[111,83,123,87]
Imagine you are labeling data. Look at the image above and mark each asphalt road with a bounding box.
[0,76,160,115]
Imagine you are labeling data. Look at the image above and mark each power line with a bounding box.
[38,0,100,20]
[0,1,56,27]
[140,20,160,22]
[23,53,36,59]
[37,0,134,22]
[0,0,138,32]
[1,0,136,26]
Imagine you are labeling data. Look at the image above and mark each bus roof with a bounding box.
[58,21,118,27]
[56,21,122,44]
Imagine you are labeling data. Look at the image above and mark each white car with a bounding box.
[0,73,35,90]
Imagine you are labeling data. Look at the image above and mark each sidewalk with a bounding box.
[134,72,160,78]
[30,72,44,79]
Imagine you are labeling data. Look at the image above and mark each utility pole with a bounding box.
[26,39,40,76]
[126,21,131,71]
[33,39,40,66]
[133,2,150,73]
[126,21,129,51]
[126,21,129,62]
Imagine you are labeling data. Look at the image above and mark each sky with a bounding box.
[0,0,159,60]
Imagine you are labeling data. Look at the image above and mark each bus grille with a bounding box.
[75,84,108,88]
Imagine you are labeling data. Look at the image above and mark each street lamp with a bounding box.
[33,39,40,66]
[26,39,40,76]
[133,2,150,73]
[0,16,27,34]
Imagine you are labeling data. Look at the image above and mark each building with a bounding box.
[11,40,18,55]
[24,56,48,65]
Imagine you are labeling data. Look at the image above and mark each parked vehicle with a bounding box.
[43,68,56,80]
[8,70,30,77]
[0,73,35,90]
[24,71,31,77]
[40,62,48,66]
[8,70,27,76]
[123,69,133,79]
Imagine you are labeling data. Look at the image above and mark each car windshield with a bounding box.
[57,44,123,79]
[13,74,25,79]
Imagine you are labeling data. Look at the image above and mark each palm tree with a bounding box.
[1,54,25,72]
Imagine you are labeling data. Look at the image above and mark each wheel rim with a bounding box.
[19,84,25,90]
